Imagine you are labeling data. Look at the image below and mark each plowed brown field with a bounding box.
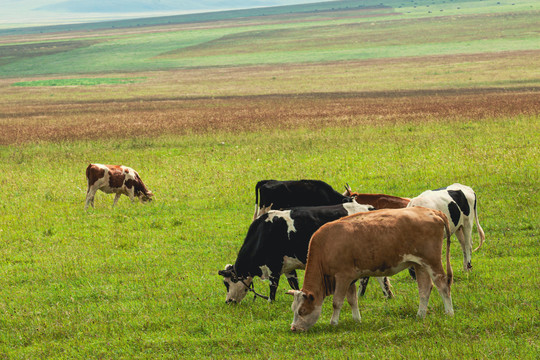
[2,49,539,145]
[1,87,538,145]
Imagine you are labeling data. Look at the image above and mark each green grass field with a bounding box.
[1,118,538,358]
[0,0,539,358]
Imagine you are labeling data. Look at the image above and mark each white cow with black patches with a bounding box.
[218,202,393,304]
[407,183,485,271]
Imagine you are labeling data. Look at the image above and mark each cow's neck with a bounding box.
[301,262,328,306]
[234,260,262,279]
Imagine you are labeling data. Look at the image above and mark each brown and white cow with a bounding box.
[85,164,153,209]
[288,207,454,332]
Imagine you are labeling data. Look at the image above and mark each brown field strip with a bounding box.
[2,50,538,145]
[1,88,538,145]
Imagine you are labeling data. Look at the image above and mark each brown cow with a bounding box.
[85,164,153,209]
[344,185,411,209]
[287,207,454,332]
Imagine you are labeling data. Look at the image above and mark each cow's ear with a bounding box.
[218,270,231,277]
[285,290,296,296]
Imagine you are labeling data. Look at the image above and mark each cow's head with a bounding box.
[256,204,273,218]
[287,290,322,332]
[138,190,154,203]
[218,264,252,304]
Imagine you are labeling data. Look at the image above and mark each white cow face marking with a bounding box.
[222,277,251,304]
[287,290,322,332]
[218,264,252,304]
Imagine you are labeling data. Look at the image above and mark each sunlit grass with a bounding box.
[0,0,538,357]
[0,116,538,358]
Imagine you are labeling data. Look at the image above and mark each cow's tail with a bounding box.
[253,180,269,220]
[443,213,453,286]
[473,195,485,252]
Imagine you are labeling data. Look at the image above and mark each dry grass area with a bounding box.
[1,87,538,145]
[1,50,538,145]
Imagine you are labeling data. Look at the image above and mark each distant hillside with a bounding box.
[36,1,320,13]
[0,0,351,35]
[0,1,328,29]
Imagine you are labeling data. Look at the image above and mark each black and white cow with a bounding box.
[253,180,352,219]
[407,183,485,271]
[218,202,393,303]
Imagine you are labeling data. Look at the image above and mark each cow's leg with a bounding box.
[113,193,122,207]
[268,275,280,302]
[127,189,136,203]
[375,277,394,299]
[357,277,369,297]
[414,265,433,319]
[330,278,350,325]
[455,226,472,271]
[428,263,454,316]
[346,281,361,323]
[286,270,299,290]
[408,267,417,280]
[85,187,97,210]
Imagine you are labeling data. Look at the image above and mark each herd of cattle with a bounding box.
[85,164,485,332]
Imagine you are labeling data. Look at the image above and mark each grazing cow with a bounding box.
[253,180,352,219]
[218,202,393,303]
[407,183,485,271]
[288,207,454,332]
[85,164,153,209]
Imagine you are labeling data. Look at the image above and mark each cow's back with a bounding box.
[351,193,410,209]
[258,180,349,209]
[408,183,476,232]
[308,207,446,275]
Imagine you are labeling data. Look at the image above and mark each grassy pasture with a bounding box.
[0,116,538,358]
[0,0,539,358]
